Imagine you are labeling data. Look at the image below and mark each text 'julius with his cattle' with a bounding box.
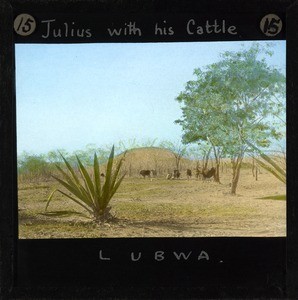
[38,18,238,39]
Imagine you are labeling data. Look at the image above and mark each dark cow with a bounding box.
[140,169,151,178]
[173,169,181,179]
[202,167,216,181]
[186,169,192,180]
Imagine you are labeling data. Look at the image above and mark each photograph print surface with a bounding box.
[16,41,286,238]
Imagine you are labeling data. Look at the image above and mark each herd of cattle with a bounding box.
[139,167,216,181]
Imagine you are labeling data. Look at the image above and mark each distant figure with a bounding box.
[150,169,157,178]
[100,173,105,177]
[166,173,172,180]
[195,168,201,180]
[186,169,192,180]
[202,167,216,181]
[140,170,151,178]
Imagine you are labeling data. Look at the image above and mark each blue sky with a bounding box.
[16,41,286,155]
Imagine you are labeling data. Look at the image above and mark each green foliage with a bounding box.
[46,146,126,223]
[18,152,55,181]
[175,42,286,193]
[18,145,112,182]
[175,43,285,154]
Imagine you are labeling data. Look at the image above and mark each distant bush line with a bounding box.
[17,141,284,183]
[17,145,111,182]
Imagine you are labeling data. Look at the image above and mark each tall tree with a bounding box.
[175,43,285,194]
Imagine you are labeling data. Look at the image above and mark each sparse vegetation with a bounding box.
[46,146,126,223]
[18,146,286,238]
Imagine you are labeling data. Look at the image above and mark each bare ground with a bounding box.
[18,168,286,238]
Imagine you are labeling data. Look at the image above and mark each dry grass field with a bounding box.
[18,148,286,238]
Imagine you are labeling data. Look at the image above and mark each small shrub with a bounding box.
[46,146,126,223]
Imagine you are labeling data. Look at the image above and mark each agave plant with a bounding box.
[246,140,286,184]
[46,146,126,223]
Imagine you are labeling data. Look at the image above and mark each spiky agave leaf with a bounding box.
[110,151,126,188]
[108,152,127,203]
[46,145,126,222]
[93,152,102,210]
[46,188,93,214]
[58,151,81,185]
[46,155,96,215]
[40,210,90,218]
[52,168,95,209]
[101,146,115,207]
[54,155,96,209]
[103,150,126,208]
[76,155,96,202]
[253,157,286,184]
[246,140,286,184]
[108,172,126,203]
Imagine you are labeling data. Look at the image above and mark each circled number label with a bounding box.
[260,14,282,37]
[14,14,36,36]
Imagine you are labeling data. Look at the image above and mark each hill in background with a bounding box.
[117,147,195,177]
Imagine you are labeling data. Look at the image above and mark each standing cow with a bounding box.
[202,167,216,181]
[140,170,151,178]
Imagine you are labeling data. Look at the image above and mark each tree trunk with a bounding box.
[195,160,200,179]
[231,158,243,195]
[214,163,221,183]
[203,147,212,170]
[175,155,181,171]
[211,144,221,183]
